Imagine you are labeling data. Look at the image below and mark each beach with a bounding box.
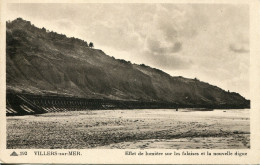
[7,109,250,149]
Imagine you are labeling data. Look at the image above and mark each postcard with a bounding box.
[0,0,260,164]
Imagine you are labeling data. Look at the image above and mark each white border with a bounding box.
[0,0,260,164]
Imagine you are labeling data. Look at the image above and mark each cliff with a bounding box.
[6,18,250,109]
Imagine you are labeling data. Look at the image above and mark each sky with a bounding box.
[6,3,250,98]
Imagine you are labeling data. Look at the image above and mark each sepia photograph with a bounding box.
[5,2,251,150]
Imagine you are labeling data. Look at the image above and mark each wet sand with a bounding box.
[7,109,250,149]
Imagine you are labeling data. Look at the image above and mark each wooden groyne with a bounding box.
[6,93,179,116]
[6,93,249,116]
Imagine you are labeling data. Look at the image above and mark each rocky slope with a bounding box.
[6,18,250,108]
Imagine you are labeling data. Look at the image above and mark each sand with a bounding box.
[7,109,250,149]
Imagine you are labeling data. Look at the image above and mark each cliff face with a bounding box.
[6,18,249,108]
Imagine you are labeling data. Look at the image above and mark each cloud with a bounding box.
[143,51,192,70]
[146,38,182,54]
[171,42,182,52]
[229,43,249,53]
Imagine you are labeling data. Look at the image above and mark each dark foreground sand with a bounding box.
[7,109,250,149]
